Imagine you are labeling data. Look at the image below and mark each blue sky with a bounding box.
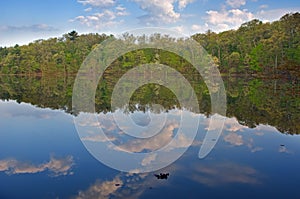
[0,0,299,46]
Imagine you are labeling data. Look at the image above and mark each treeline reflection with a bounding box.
[0,74,298,134]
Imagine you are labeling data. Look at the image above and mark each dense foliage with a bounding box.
[0,13,299,76]
[192,13,300,76]
[0,31,111,75]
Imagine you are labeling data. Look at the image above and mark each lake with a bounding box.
[0,75,299,199]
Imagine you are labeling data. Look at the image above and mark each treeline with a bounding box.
[0,13,299,76]
[192,12,300,75]
[0,31,111,75]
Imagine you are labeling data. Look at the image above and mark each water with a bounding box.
[0,75,299,199]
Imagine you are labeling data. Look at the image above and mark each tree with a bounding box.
[66,30,79,41]
[228,52,241,73]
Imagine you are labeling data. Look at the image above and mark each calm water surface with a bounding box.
[0,76,299,199]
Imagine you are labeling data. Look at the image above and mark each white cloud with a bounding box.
[117,122,178,152]
[224,133,244,146]
[75,0,194,28]
[246,138,263,153]
[173,25,185,33]
[206,8,254,26]
[259,4,268,9]
[75,160,261,198]
[76,176,122,199]
[279,145,292,154]
[223,118,264,151]
[0,159,17,172]
[45,156,74,176]
[191,24,202,31]
[255,124,278,132]
[203,6,300,33]
[74,172,158,199]
[0,101,63,120]
[82,133,116,142]
[114,119,196,154]
[0,155,74,176]
[116,9,129,16]
[74,0,127,30]
[254,131,264,136]
[191,162,261,186]
[115,5,129,16]
[116,5,126,11]
[224,117,248,132]
[72,4,128,30]
[178,0,194,9]
[199,6,256,32]
[215,23,230,31]
[72,12,117,29]
[84,7,93,12]
[141,153,157,166]
[78,0,115,7]
[0,24,58,32]
[226,0,246,8]
[191,23,209,32]
[255,8,300,22]
[166,129,194,151]
[250,146,263,153]
[132,0,180,24]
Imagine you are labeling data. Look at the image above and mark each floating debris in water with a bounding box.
[154,173,169,179]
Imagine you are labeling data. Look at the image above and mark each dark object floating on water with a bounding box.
[154,173,169,179]
[280,144,285,147]
[115,183,121,187]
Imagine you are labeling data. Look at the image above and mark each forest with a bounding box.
[0,12,299,135]
[0,12,299,77]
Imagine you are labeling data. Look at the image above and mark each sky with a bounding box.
[0,0,299,47]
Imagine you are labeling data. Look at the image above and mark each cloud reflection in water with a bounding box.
[0,155,74,177]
